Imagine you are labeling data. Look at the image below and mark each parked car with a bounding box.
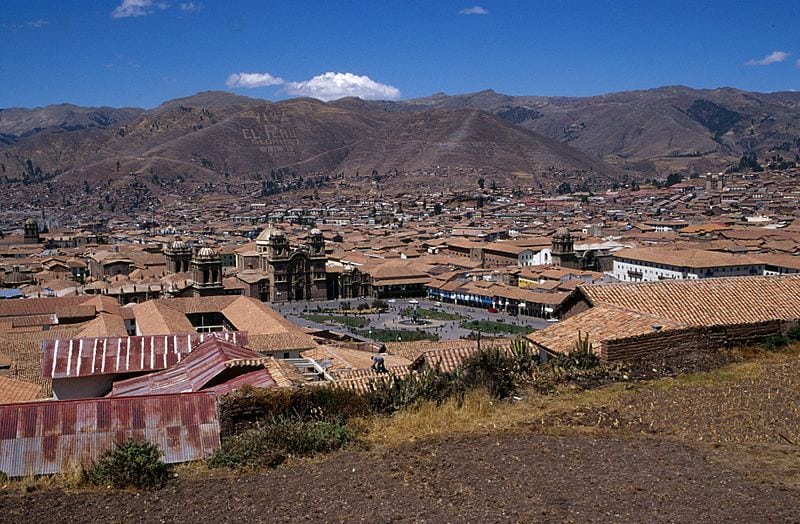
[433,301,442,307]
[487,307,498,313]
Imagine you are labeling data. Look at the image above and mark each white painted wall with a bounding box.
[519,248,551,266]
[613,259,764,282]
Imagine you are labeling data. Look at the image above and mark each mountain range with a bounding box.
[2,86,799,200]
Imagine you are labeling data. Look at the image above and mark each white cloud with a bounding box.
[111,0,168,18]
[746,50,791,66]
[459,6,489,15]
[24,19,49,28]
[1,19,50,30]
[225,72,285,89]
[179,2,200,11]
[284,72,400,101]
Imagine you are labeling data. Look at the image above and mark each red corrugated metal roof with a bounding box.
[109,338,276,397]
[204,368,278,395]
[42,331,249,379]
[0,392,219,477]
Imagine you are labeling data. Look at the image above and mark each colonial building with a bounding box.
[550,228,607,272]
[236,225,327,302]
[612,247,764,282]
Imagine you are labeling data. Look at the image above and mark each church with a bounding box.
[550,227,610,272]
[234,225,327,302]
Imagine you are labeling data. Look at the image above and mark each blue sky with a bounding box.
[2,0,799,108]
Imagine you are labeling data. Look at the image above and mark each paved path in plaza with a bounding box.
[274,298,551,342]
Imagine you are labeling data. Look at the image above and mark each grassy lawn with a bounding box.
[401,307,464,321]
[300,313,368,329]
[359,328,439,343]
[460,319,534,335]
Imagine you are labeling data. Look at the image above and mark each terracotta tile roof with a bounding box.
[133,300,195,334]
[5,314,58,328]
[411,346,480,373]
[410,339,516,373]
[0,325,86,393]
[0,296,90,319]
[246,332,316,352]
[333,365,411,380]
[385,339,485,362]
[0,375,43,403]
[614,247,764,269]
[219,297,303,335]
[263,358,298,388]
[330,368,413,393]
[131,297,316,352]
[73,313,128,339]
[365,260,432,280]
[757,253,800,270]
[579,274,800,326]
[54,305,97,320]
[302,345,411,373]
[528,304,686,355]
[372,276,431,286]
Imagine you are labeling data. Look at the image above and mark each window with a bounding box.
[283,352,290,359]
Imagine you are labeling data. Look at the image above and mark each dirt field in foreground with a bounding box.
[2,429,799,523]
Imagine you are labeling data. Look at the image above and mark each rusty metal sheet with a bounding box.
[0,392,220,477]
[110,338,275,397]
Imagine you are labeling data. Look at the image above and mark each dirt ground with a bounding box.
[1,428,798,523]
[3,349,800,522]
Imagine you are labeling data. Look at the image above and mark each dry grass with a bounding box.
[366,344,800,490]
[1,462,90,494]
[550,346,800,445]
[366,382,631,449]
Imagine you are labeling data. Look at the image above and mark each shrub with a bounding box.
[554,331,599,370]
[366,367,466,413]
[208,419,354,470]
[217,385,369,437]
[509,336,538,377]
[762,335,789,351]
[88,438,172,490]
[460,347,518,400]
[356,302,370,311]
[785,325,800,342]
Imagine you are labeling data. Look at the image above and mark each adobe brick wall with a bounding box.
[599,320,791,363]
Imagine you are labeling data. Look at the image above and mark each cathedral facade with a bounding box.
[240,226,327,302]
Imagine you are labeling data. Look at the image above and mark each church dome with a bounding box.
[553,227,571,239]
[24,218,36,226]
[310,228,322,236]
[256,224,286,244]
[195,246,219,260]
[170,237,189,251]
